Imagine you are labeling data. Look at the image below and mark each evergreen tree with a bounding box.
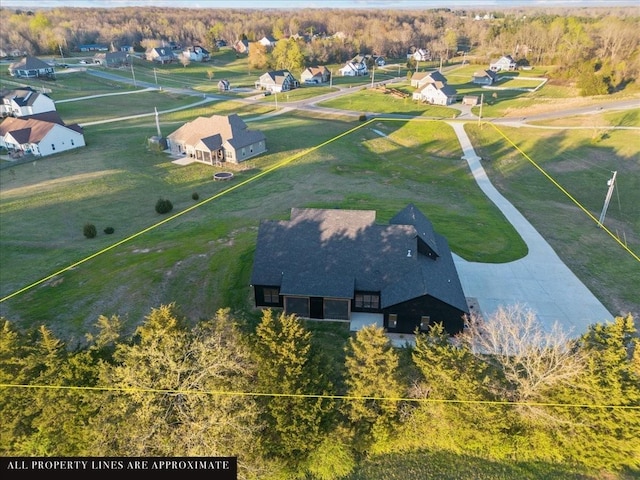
[343,324,404,454]
[252,309,334,474]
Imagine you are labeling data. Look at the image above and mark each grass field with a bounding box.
[1,51,639,479]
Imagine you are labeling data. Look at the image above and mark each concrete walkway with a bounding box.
[447,121,613,336]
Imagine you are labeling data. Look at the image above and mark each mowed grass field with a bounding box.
[0,54,639,346]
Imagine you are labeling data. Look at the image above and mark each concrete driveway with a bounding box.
[447,121,613,337]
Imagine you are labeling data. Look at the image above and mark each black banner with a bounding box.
[0,457,237,478]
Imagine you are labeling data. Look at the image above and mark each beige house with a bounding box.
[166,114,266,165]
[410,70,447,88]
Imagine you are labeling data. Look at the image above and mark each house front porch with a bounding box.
[350,312,415,347]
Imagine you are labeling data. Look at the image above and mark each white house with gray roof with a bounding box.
[0,88,56,118]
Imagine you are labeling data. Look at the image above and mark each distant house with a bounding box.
[8,56,55,79]
[182,46,210,62]
[410,70,447,88]
[255,70,299,93]
[250,204,469,335]
[1,88,56,118]
[413,82,457,105]
[145,47,176,64]
[0,112,85,157]
[300,66,331,84]
[218,79,230,91]
[339,55,369,77]
[234,39,249,54]
[258,36,278,48]
[472,69,498,85]
[490,55,516,72]
[373,55,386,66]
[408,48,432,62]
[166,113,266,165]
[93,51,129,67]
[78,44,109,52]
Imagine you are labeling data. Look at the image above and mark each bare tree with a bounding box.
[462,304,585,402]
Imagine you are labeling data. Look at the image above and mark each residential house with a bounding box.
[300,66,331,84]
[410,70,447,88]
[1,88,56,118]
[339,55,369,77]
[93,51,129,67]
[374,55,386,67]
[77,44,109,52]
[408,48,432,62]
[166,113,266,165]
[145,47,176,64]
[234,39,249,54]
[182,46,210,62]
[250,204,469,335]
[8,56,55,79]
[490,55,516,72]
[413,82,457,105]
[255,70,299,93]
[218,79,230,91]
[258,36,278,49]
[472,69,498,85]
[0,112,85,157]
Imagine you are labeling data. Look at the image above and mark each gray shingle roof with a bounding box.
[251,204,467,312]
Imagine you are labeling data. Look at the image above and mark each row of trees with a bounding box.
[1,304,638,479]
[1,7,638,90]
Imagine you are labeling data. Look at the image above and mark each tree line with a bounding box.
[1,7,638,93]
[1,305,638,479]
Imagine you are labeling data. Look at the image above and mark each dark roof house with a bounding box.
[251,204,469,335]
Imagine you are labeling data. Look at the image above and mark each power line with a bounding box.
[1,383,638,411]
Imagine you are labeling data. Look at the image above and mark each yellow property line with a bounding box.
[2,116,637,303]
[487,122,639,262]
[0,118,375,303]
[1,383,638,410]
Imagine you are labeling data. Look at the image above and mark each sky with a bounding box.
[1,0,639,8]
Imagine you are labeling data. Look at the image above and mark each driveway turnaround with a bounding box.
[447,121,613,337]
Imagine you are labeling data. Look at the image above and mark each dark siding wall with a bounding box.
[383,295,466,335]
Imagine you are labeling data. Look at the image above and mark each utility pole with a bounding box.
[153,68,158,85]
[598,171,617,227]
[130,60,137,87]
[371,65,375,87]
[478,93,484,127]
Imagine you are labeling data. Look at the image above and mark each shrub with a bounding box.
[104,227,115,234]
[83,223,97,239]
[155,198,173,214]
[192,192,199,201]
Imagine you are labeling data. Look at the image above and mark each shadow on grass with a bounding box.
[345,450,631,480]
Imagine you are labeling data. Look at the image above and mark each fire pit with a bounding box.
[213,172,234,181]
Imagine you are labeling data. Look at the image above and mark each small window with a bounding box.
[70,139,74,146]
[51,144,55,150]
[420,316,430,331]
[263,288,279,304]
[388,314,397,329]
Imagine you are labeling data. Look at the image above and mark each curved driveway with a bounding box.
[448,121,613,336]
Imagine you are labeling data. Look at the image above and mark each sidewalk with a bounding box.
[447,121,613,336]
